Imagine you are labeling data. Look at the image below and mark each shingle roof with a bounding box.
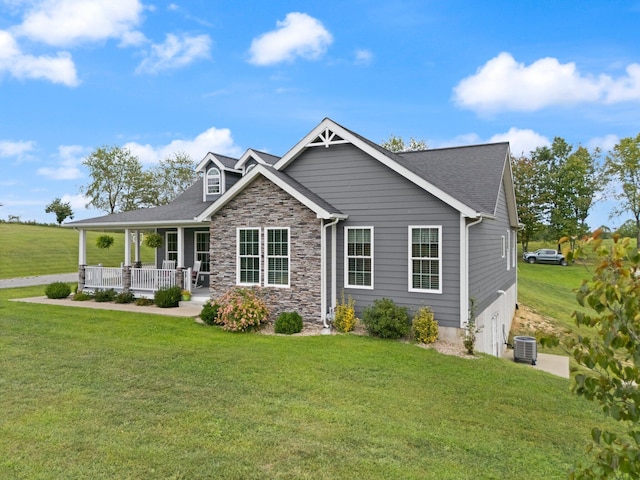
[395,143,509,215]
[66,180,212,227]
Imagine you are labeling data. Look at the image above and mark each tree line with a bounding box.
[513,132,640,250]
[45,146,196,224]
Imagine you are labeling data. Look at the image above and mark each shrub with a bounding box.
[136,296,154,307]
[462,298,481,355]
[274,311,303,334]
[94,289,117,302]
[412,306,439,344]
[115,292,135,304]
[154,286,182,308]
[362,298,410,339]
[334,292,356,333]
[200,300,221,326]
[72,291,92,301]
[45,282,71,299]
[217,287,270,332]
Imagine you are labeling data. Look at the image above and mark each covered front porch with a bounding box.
[75,226,211,300]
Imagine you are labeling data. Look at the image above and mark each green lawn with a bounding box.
[0,286,611,479]
[0,223,155,279]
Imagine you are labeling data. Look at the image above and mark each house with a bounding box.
[66,118,518,356]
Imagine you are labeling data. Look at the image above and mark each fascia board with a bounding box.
[62,219,207,229]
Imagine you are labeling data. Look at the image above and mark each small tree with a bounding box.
[45,197,74,224]
[546,231,640,478]
[380,134,428,152]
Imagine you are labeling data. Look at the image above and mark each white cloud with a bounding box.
[124,126,243,165]
[248,12,332,66]
[0,30,78,86]
[15,0,145,47]
[0,138,35,158]
[488,128,550,156]
[135,33,211,74]
[36,144,87,180]
[453,52,640,114]
[61,193,89,211]
[434,128,550,157]
[354,48,373,65]
[587,134,619,153]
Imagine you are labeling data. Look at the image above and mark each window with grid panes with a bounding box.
[195,231,210,272]
[238,228,260,285]
[346,227,373,288]
[266,228,289,286]
[409,226,441,292]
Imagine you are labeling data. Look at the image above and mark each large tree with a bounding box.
[512,154,544,252]
[531,137,600,245]
[141,152,196,206]
[45,197,74,224]
[603,133,640,246]
[81,146,145,213]
[80,147,196,214]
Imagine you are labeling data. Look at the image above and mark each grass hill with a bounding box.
[0,223,155,279]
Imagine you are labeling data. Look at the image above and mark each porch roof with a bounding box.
[64,180,210,229]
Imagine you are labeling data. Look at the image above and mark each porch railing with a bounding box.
[84,266,123,289]
[82,265,193,295]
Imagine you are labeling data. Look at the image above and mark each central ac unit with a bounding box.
[513,336,537,365]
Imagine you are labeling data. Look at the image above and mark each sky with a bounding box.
[1,0,639,229]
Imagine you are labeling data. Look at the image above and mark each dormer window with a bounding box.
[206,168,221,194]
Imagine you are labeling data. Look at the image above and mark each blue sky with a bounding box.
[1,0,639,229]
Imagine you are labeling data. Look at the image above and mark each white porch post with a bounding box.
[124,228,131,266]
[177,227,185,268]
[78,229,87,265]
[134,229,141,263]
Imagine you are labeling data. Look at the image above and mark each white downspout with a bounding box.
[462,216,483,326]
[322,218,341,329]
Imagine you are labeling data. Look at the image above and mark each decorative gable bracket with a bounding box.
[306,127,350,148]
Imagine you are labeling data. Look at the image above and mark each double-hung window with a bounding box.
[345,227,373,288]
[266,228,289,287]
[237,228,260,285]
[409,226,441,293]
[166,231,178,263]
[195,231,210,273]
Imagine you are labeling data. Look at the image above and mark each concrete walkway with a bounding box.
[11,296,203,318]
[502,348,570,379]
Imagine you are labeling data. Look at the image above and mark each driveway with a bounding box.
[0,273,78,289]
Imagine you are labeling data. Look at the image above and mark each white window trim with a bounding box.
[236,227,261,286]
[344,226,374,290]
[166,231,178,262]
[408,225,442,294]
[206,167,221,195]
[195,231,210,273]
[506,230,511,270]
[265,227,290,288]
[501,235,506,258]
[512,228,517,267]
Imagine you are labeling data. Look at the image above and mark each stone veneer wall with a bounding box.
[209,176,323,323]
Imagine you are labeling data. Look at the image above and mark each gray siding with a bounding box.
[285,143,462,328]
[156,227,211,286]
[468,180,517,315]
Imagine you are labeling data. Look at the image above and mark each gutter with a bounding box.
[321,217,342,330]
[461,215,483,327]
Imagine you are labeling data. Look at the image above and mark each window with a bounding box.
[409,226,441,293]
[345,227,373,288]
[195,231,210,273]
[206,167,221,195]
[237,228,260,285]
[166,231,178,263]
[501,235,506,258]
[266,228,289,286]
